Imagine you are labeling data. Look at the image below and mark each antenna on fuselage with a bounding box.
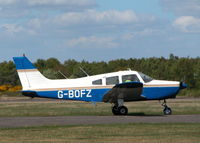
[58,70,68,79]
[79,67,89,77]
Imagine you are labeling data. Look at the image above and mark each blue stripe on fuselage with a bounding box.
[142,86,180,100]
[23,86,180,102]
[29,88,111,102]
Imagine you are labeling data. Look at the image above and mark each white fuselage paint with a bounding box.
[17,69,180,91]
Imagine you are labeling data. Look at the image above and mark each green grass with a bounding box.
[0,123,200,143]
[0,98,200,117]
[179,89,200,97]
[0,91,22,97]
[0,97,200,143]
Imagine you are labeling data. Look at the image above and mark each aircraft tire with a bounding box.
[163,106,172,115]
[112,106,119,115]
[118,106,128,115]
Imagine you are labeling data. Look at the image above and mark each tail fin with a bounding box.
[13,56,49,90]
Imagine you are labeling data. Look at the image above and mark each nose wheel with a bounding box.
[162,100,172,115]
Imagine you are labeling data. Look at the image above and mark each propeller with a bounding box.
[180,82,187,89]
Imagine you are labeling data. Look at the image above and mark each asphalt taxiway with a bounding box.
[0,115,200,128]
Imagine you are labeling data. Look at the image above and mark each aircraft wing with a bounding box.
[103,82,145,103]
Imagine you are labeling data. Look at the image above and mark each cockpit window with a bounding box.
[122,74,140,82]
[138,72,154,83]
[106,76,119,85]
[92,79,102,85]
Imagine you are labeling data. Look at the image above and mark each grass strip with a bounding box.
[0,123,200,143]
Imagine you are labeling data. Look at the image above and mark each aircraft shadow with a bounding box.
[127,112,163,116]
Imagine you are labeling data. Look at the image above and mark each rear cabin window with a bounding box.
[122,74,140,82]
[92,79,102,85]
[106,76,119,85]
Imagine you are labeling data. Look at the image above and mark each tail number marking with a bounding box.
[58,89,92,99]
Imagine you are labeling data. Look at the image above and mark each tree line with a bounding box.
[0,54,200,93]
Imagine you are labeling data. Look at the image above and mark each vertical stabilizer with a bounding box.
[13,56,49,90]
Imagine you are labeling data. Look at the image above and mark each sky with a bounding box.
[0,0,200,62]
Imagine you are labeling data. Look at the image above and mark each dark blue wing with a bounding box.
[103,82,145,103]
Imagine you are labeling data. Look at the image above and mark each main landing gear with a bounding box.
[112,105,128,115]
[112,99,128,115]
[111,99,172,116]
[162,99,172,115]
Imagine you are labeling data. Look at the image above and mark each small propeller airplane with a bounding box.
[13,56,187,115]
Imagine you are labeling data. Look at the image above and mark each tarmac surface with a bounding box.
[0,115,200,128]
[0,97,200,128]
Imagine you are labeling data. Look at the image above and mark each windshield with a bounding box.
[138,72,154,83]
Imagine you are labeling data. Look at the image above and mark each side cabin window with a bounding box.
[92,79,102,85]
[106,76,119,85]
[122,74,140,82]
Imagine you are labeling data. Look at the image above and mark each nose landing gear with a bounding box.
[162,99,172,115]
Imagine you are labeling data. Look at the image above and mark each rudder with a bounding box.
[13,57,36,70]
[13,56,49,90]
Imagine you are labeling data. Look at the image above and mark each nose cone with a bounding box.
[180,82,187,89]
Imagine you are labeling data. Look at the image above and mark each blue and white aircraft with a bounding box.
[13,56,187,115]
